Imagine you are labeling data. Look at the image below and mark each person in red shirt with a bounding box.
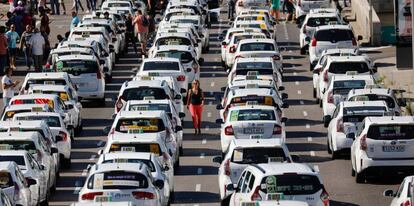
[132,10,149,55]
[0,26,8,75]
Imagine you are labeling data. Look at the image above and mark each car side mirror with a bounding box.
[357,35,363,41]
[221,41,227,46]
[174,94,182,100]
[66,104,74,110]
[175,126,183,132]
[323,115,332,127]
[102,126,111,135]
[383,189,395,197]
[55,135,63,142]
[281,103,289,109]
[216,104,224,110]
[281,117,288,123]
[226,184,235,192]
[154,179,164,190]
[179,112,185,118]
[26,178,37,186]
[51,147,58,154]
[221,87,226,92]
[180,88,186,93]
[278,86,285,91]
[216,119,224,124]
[281,93,288,100]
[212,156,222,164]
[347,133,356,140]
[99,59,105,65]
[186,68,192,72]
[291,155,300,162]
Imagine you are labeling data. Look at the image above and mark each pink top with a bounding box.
[133,15,149,33]
[0,35,7,55]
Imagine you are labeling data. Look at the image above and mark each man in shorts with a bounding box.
[6,24,19,69]
[133,10,149,55]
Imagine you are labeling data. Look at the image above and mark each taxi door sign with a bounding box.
[265,176,277,193]
[93,173,104,189]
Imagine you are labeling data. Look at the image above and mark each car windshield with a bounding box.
[333,80,367,95]
[109,143,162,155]
[56,60,99,74]
[328,62,369,74]
[229,109,275,121]
[155,51,193,63]
[260,174,323,195]
[315,29,354,42]
[367,125,414,140]
[121,88,168,101]
[0,156,25,167]
[157,37,191,46]
[349,94,396,108]
[233,35,265,44]
[143,61,180,71]
[115,118,165,133]
[102,159,156,172]
[15,116,61,127]
[0,141,36,153]
[0,171,13,189]
[128,104,171,113]
[240,43,274,51]
[307,17,340,27]
[87,171,148,189]
[231,147,286,164]
[25,79,67,90]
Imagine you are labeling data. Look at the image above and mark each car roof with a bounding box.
[331,74,374,81]
[232,88,274,96]
[0,150,28,156]
[55,54,97,61]
[52,47,93,53]
[11,94,59,100]
[29,85,68,92]
[117,111,166,118]
[169,15,200,20]
[348,88,393,96]
[91,162,149,173]
[13,112,62,118]
[256,163,316,175]
[328,56,368,62]
[72,26,106,32]
[241,200,309,206]
[0,161,17,171]
[26,72,68,78]
[229,105,276,111]
[143,57,181,63]
[100,152,152,161]
[154,45,193,52]
[235,57,273,63]
[230,79,274,87]
[321,48,359,55]
[365,116,414,124]
[123,79,166,88]
[232,138,283,148]
[109,133,163,143]
[341,100,388,108]
[125,99,171,105]
[0,120,47,128]
[316,24,351,30]
[0,131,39,140]
[4,104,50,111]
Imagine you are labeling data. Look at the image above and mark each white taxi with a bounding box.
[383,175,414,206]
[0,162,34,206]
[20,72,76,95]
[1,104,52,121]
[232,39,282,70]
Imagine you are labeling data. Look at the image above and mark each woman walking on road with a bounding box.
[186,80,205,135]
[271,0,280,23]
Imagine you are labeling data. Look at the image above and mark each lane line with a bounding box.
[202,139,207,144]
[314,165,320,172]
[300,100,304,105]
[308,137,313,142]
[197,168,203,175]
[200,153,205,159]
[310,151,315,156]
[303,111,308,117]
[89,155,96,160]
[297,90,302,95]
[306,124,310,129]
[195,184,201,191]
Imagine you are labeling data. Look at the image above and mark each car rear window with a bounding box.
[87,171,148,189]
[109,143,162,155]
[230,95,274,107]
[121,88,168,101]
[349,94,396,108]
[56,60,99,74]
[315,29,354,42]
[231,147,286,164]
[343,114,384,123]
[2,110,31,121]
[128,104,171,113]
[15,116,61,127]
[367,125,414,140]
[333,80,367,95]
[157,37,191,46]
[328,62,369,74]
[115,118,165,133]
[260,174,323,195]
[307,17,340,27]
[343,106,387,117]
[25,79,67,90]
[240,43,275,51]
[143,61,180,71]
[155,51,193,63]
[102,159,156,172]
[0,141,36,153]
[0,156,25,167]
[0,171,13,189]
[229,109,275,121]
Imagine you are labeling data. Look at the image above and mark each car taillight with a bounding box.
[352,38,357,46]
[45,63,50,69]
[302,26,307,34]
[327,91,333,104]
[96,70,102,79]
[336,118,344,132]
[58,131,68,141]
[320,188,329,206]
[115,98,123,112]
[81,192,103,200]
[177,75,186,81]
[251,186,262,201]
[238,1,243,6]
[311,38,317,47]
[314,67,322,73]
[224,125,234,135]
[360,134,367,151]
[323,70,328,82]
[235,55,242,59]
[273,125,282,135]
[272,55,280,60]
[229,46,236,53]
[401,200,411,206]
[132,191,155,199]
[224,159,230,176]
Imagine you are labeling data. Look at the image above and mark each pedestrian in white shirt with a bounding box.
[2,67,19,107]
[29,28,45,72]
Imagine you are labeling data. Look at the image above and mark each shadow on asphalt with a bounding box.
[286,131,327,138]
[287,142,327,152]
[175,165,218,176]
[172,191,219,204]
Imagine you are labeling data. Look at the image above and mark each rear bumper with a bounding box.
[360,156,414,174]
[77,90,105,99]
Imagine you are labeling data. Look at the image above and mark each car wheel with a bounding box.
[221,196,230,206]
[356,172,365,183]
[179,146,183,156]
[351,167,356,177]
[313,89,317,98]
[319,99,322,108]
[327,138,332,154]
[332,150,339,160]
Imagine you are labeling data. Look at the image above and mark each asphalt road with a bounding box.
[0,2,400,206]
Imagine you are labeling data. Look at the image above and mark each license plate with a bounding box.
[250,135,263,139]
[244,128,264,134]
[383,145,405,152]
[44,81,55,85]
[94,195,112,202]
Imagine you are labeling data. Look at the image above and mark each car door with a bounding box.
[28,153,47,202]
[233,171,254,206]
[38,137,55,189]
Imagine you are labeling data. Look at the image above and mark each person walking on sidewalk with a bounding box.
[186,80,205,135]
[50,0,60,15]
[20,25,32,71]
[2,67,19,107]
[125,13,137,54]
[70,11,79,31]
[271,0,281,23]
[133,10,149,55]
[6,24,19,69]
[29,28,45,72]
[0,27,8,75]
[228,0,235,19]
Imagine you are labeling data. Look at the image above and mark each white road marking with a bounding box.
[105,98,113,102]
[303,111,308,117]
[293,72,297,76]
[202,139,207,144]
[313,165,320,172]
[209,101,213,105]
[283,21,289,40]
[81,169,87,176]
[310,151,315,156]
[200,153,205,159]
[212,73,216,77]
[205,125,210,131]
[297,90,302,95]
[89,155,96,160]
[197,168,203,175]
[195,184,201,191]
[213,66,218,69]
[306,124,310,129]
[307,137,312,142]
[295,81,299,85]
[211,81,215,87]
[300,100,304,105]
[207,112,212,117]
[359,45,392,51]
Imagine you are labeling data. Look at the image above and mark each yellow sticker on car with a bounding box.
[264,97,272,105]
[260,24,266,30]
[257,16,263,20]
[150,144,160,154]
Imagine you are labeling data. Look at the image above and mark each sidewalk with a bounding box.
[376,57,414,98]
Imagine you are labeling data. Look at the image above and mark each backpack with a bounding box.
[141,15,149,27]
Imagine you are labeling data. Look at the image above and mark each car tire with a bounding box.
[221,196,230,206]
[351,167,356,177]
[75,120,83,136]
[327,138,332,154]
[331,150,339,160]
[313,89,317,98]
[179,146,183,156]
[356,172,365,183]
